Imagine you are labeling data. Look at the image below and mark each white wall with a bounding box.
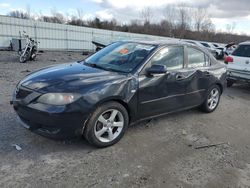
[0,15,175,51]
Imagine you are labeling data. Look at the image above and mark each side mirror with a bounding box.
[147,64,167,75]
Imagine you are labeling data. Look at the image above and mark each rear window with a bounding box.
[232,45,250,57]
[187,47,205,68]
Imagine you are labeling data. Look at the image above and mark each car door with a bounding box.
[184,46,213,107]
[138,45,190,118]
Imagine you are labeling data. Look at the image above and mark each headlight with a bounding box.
[37,93,81,105]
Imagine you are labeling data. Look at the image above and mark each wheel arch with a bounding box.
[94,97,132,122]
[215,82,223,94]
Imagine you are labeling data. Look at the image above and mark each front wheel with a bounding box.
[84,101,129,147]
[200,85,221,113]
[19,50,30,63]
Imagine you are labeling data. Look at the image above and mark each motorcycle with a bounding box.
[19,31,39,63]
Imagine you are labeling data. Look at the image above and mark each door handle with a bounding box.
[176,74,186,81]
[204,71,211,76]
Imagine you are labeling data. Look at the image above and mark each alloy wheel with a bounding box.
[207,88,219,110]
[94,109,124,143]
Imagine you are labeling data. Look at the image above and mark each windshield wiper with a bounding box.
[84,62,110,71]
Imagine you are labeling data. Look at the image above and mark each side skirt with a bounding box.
[129,104,201,126]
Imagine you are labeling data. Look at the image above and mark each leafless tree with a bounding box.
[6,6,250,44]
[162,5,176,37]
[174,4,191,38]
[140,7,153,24]
[8,10,30,19]
[26,5,31,19]
[77,8,84,20]
[193,7,214,32]
[226,22,236,33]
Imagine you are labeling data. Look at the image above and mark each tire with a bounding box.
[30,53,37,61]
[227,79,234,87]
[20,55,28,63]
[200,85,221,113]
[84,101,129,147]
[19,50,30,63]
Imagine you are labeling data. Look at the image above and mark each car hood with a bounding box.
[19,62,127,93]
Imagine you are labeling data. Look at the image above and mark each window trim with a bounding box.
[139,45,185,75]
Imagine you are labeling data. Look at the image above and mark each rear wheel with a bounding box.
[84,101,129,147]
[200,85,221,113]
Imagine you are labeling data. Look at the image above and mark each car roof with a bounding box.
[120,39,203,48]
[120,39,183,45]
[239,41,250,45]
[120,39,213,56]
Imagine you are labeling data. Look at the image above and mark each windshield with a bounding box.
[232,45,250,57]
[84,42,156,73]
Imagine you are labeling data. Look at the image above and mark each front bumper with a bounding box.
[13,101,88,139]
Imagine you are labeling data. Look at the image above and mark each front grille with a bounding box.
[16,87,33,99]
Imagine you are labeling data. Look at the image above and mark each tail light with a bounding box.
[224,56,233,64]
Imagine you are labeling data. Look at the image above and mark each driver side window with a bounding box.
[150,46,184,70]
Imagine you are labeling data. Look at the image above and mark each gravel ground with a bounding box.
[0,51,250,188]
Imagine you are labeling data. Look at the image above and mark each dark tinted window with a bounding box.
[213,43,219,47]
[187,47,205,68]
[232,45,250,57]
[150,46,184,70]
[201,43,210,48]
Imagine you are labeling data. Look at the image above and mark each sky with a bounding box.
[0,0,250,35]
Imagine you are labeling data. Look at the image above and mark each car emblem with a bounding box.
[246,61,250,65]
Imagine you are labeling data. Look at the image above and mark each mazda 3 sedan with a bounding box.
[11,41,227,147]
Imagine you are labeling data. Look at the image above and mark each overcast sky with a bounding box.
[0,0,250,35]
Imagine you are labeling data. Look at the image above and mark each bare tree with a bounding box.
[174,4,191,38]
[140,7,153,24]
[8,10,30,19]
[45,8,65,23]
[6,5,250,44]
[177,5,190,30]
[193,7,214,32]
[77,8,84,19]
[162,5,176,37]
[226,22,236,33]
[26,5,31,19]
[163,5,176,24]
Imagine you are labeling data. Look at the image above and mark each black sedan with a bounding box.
[11,41,227,147]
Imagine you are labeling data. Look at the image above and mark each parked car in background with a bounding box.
[225,41,250,87]
[224,42,237,56]
[215,47,225,59]
[11,41,227,147]
[200,42,224,60]
[185,40,222,59]
[184,41,216,57]
[212,43,219,48]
